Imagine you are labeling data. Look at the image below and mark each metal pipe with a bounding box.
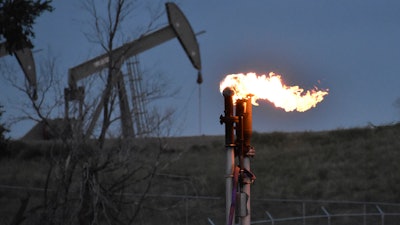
[235,99,246,182]
[236,97,253,225]
[244,97,253,225]
[241,157,251,225]
[222,88,235,145]
[243,97,252,148]
[221,90,254,225]
[222,87,236,225]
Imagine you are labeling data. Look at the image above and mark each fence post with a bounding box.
[376,205,385,225]
[184,183,188,225]
[265,211,275,225]
[321,206,331,225]
[207,217,216,225]
[363,204,366,225]
[302,202,306,225]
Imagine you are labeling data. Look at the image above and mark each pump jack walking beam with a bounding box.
[0,42,37,100]
[65,2,202,138]
[83,63,134,139]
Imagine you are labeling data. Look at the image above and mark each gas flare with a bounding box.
[219,72,329,112]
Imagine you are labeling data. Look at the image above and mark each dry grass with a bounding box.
[252,124,400,202]
[1,123,400,224]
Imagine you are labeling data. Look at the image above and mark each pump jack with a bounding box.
[0,42,37,100]
[64,2,202,139]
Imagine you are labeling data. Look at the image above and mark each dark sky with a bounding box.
[2,1,400,138]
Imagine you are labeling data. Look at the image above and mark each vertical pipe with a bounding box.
[242,97,252,225]
[241,157,251,225]
[222,88,235,225]
[236,97,252,225]
[243,97,252,148]
[225,144,235,225]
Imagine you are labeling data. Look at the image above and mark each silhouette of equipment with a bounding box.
[64,2,202,139]
[0,42,37,100]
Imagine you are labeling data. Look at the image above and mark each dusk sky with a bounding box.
[2,0,400,138]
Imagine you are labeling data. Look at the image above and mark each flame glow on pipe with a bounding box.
[219,72,329,112]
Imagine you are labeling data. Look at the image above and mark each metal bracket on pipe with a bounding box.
[246,146,256,157]
[219,114,239,125]
[241,168,256,185]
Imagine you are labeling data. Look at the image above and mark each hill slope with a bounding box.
[1,123,400,224]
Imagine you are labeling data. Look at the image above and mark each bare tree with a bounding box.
[72,1,174,223]
[1,50,64,132]
[0,1,194,224]
[1,52,173,225]
[74,0,172,143]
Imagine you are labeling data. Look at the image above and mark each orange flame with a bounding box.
[219,72,329,112]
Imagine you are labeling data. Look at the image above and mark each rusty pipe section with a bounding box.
[236,97,254,156]
[235,97,253,225]
[222,87,236,145]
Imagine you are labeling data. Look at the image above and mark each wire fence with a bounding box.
[0,183,224,224]
[2,184,400,225]
[250,198,400,225]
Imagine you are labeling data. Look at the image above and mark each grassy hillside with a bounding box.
[1,123,400,224]
[252,124,400,201]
